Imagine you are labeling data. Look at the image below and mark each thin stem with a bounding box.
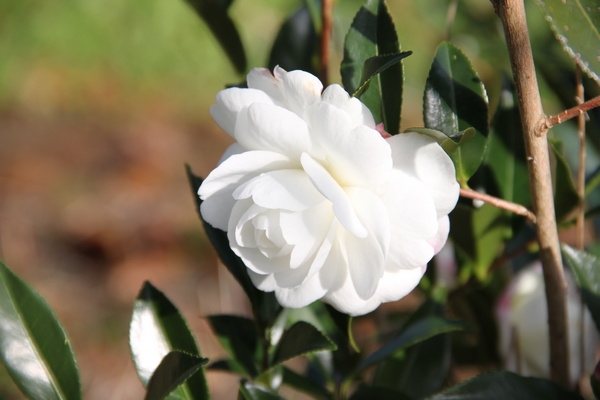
[445,0,459,41]
[460,188,537,223]
[491,0,570,387]
[320,0,333,87]
[539,95,600,133]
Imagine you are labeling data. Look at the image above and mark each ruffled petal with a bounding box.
[387,132,459,217]
[275,272,328,308]
[199,150,294,230]
[306,102,391,189]
[282,70,323,117]
[246,67,284,105]
[372,267,426,303]
[300,153,367,238]
[321,84,376,129]
[211,88,274,138]
[233,169,324,211]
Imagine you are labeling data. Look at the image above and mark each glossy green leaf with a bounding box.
[185,165,282,328]
[428,371,583,399]
[145,351,209,400]
[208,359,248,376]
[586,166,600,196]
[281,367,332,400]
[549,140,580,221]
[272,321,337,366]
[349,386,411,400]
[207,315,261,377]
[535,0,600,84]
[404,127,476,155]
[354,317,465,372]
[184,0,246,74]
[0,261,81,400]
[129,281,209,399]
[353,52,412,97]
[238,381,285,400]
[323,304,359,352]
[562,244,600,331]
[268,5,317,75]
[449,203,509,282]
[341,0,404,134]
[485,75,530,207]
[423,41,489,187]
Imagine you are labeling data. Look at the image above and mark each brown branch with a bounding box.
[539,95,600,133]
[492,0,570,388]
[319,0,333,87]
[459,188,537,223]
[445,0,459,41]
[575,66,586,251]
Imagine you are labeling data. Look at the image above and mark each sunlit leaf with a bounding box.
[0,261,81,400]
[354,317,465,372]
[535,0,600,84]
[281,367,332,400]
[562,244,600,331]
[272,321,337,366]
[185,165,282,328]
[341,0,404,134]
[207,315,261,377]
[424,41,489,187]
[129,281,209,399]
[238,381,285,400]
[268,5,317,75]
[428,371,582,399]
[145,351,209,400]
[184,0,246,74]
[353,52,412,97]
[549,139,580,221]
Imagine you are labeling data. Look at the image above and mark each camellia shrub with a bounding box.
[2,0,600,399]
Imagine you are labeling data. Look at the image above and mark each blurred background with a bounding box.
[0,0,594,398]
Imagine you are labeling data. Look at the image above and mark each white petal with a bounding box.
[199,151,294,231]
[275,272,328,308]
[211,88,274,137]
[247,67,285,105]
[372,267,426,303]
[321,267,382,316]
[306,102,392,188]
[233,169,324,211]
[218,143,245,165]
[300,153,367,238]
[234,103,313,158]
[321,84,376,129]
[427,216,450,255]
[388,132,459,217]
[248,270,278,291]
[282,70,323,117]
[382,169,438,270]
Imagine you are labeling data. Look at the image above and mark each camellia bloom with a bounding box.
[199,67,459,316]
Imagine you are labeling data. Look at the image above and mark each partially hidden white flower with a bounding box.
[199,67,460,316]
[497,263,599,385]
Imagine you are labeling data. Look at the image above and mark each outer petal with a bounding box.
[387,132,459,217]
[427,216,450,255]
[199,150,294,230]
[306,102,392,189]
[210,88,274,137]
[275,271,328,308]
[247,67,284,105]
[281,70,323,117]
[321,84,376,129]
[235,103,314,158]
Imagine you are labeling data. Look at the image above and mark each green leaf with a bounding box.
[353,52,412,98]
[268,5,317,75]
[184,0,246,74]
[324,304,359,352]
[0,261,81,400]
[238,381,285,400]
[404,127,476,155]
[349,386,412,400]
[423,41,489,187]
[586,166,600,196]
[185,165,282,328]
[428,371,583,399]
[281,367,332,400]
[562,244,600,331]
[535,0,600,85]
[341,0,404,134]
[485,75,530,207]
[354,317,465,372]
[272,321,337,366]
[208,359,249,376]
[549,139,580,221]
[207,315,261,377]
[129,281,209,400]
[145,351,209,400]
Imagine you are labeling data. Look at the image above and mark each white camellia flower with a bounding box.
[199,67,459,316]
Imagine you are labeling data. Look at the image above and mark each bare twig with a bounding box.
[459,188,537,223]
[320,0,333,87]
[539,95,600,134]
[491,0,570,387]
